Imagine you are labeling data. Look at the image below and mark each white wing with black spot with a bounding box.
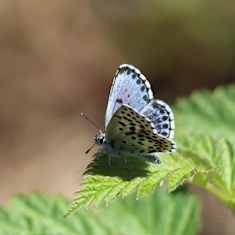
[140,99,175,139]
[105,64,153,128]
[105,105,176,155]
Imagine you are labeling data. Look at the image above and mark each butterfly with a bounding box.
[93,64,176,164]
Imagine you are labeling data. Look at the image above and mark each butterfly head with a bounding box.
[95,130,106,145]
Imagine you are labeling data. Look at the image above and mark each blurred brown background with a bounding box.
[0,0,234,234]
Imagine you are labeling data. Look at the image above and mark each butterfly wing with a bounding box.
[140,99,175,139]
[105,105,176,155]
[105,64,154,128]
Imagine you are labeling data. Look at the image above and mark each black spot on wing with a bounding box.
[143,95,149,102]
[162,115,168,121]
[161,132,168,136]
[118,121,126,127]
[116,98,123,104]
[141,86,145,92]
[132,73,137,79]
[129,127,136,132]
[163,123,168,129]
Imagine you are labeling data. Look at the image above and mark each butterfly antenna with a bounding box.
[85,142,96,154]
[80,112,100,130]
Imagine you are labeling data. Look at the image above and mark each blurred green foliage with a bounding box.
[175,85,235,143]
[0,190,199,235]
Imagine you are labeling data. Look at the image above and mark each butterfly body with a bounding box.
[95,64,176,163]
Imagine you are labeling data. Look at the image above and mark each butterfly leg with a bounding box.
[145,153,161,164]
[95,150,103,160]
[155,156,161,165]
[123,155,128,164]
[108,154,112,166]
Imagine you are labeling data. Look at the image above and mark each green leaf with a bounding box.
[173,85,235,210]
[67,135,235,216]
[178,135,235,209]
[67,84,235,215]
[65,152,196,216]
[0,191,200,235]
[99,189,200,235]
[174,84,235,143]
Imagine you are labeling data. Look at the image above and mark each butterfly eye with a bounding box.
[96,135,105,145]
[95,136,102,145]
[99,137,104,144]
